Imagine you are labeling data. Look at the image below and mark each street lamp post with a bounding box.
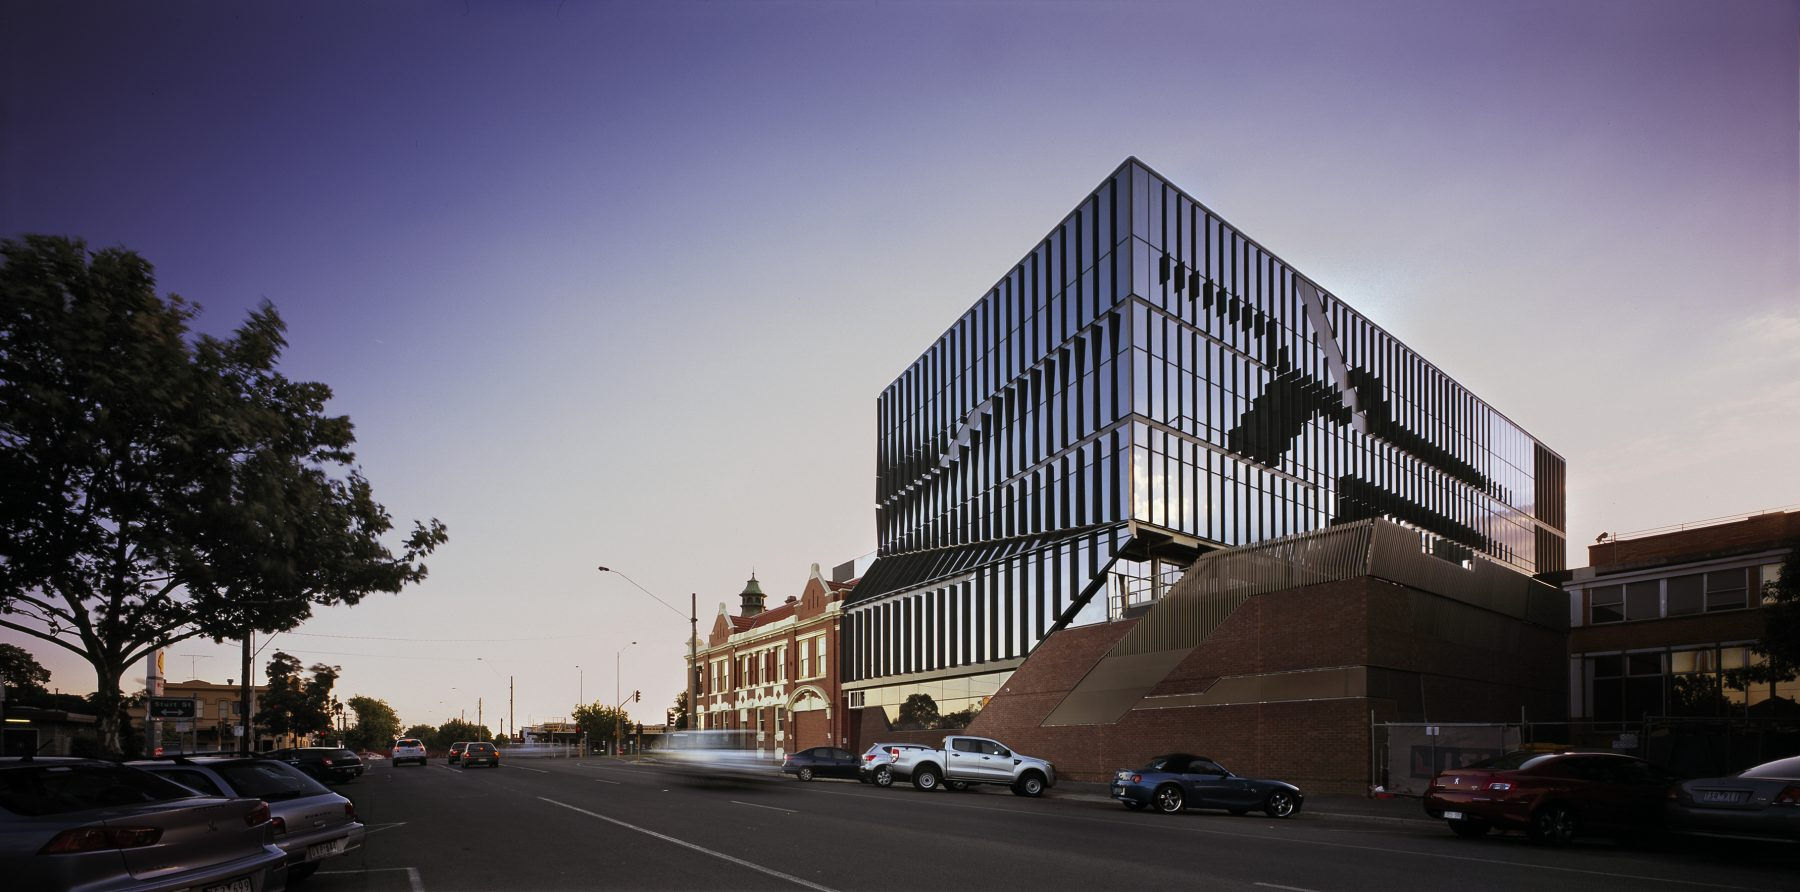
[597,566,697,733]
[615,641,636,755]
[576,665,583,707]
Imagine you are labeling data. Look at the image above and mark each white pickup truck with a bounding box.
[888,735,1056,797]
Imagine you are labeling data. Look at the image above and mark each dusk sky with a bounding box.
[4,1,1796,734]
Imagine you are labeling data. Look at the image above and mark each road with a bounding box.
[304,754,1796,892]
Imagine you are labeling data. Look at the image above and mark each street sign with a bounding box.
[148,698,196,719]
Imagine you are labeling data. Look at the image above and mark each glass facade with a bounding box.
[846,158,1566,690]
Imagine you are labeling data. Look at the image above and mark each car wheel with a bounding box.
[799,767,814,782]
[1263,790,1298,819]
[1123,800,1146,811]
[1013,772,1046,797]
[289,861,320,883]
[874,766,894,787]
[1528,804,1577,846]
[913,766,941,791]
[1154,784,1185,814]
[1449,818,1490,838]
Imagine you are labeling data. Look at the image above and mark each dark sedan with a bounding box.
[1111,753,1303,817]
[271,747,365,784]
[460,742,500,769]
[782,746,861,781]
[1667,754,1800,842]
[1424,750,1677,844]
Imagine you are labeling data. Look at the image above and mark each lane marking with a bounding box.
[363,821,408,836]
[539,797,839,892]
[795,787,1765,890]
[594,778,622,785]
[732,800,796,814]
[317,866,426,892]
[1255,884,1320,892]
[508,765,549,774]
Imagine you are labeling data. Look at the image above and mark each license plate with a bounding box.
[1112,786,1125,795]
[1698,790,1746,804]
[306,837,347,861]
[201,877,253,892]
[1442,810,1464,820]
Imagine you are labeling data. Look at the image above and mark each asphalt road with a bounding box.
[302,754,1797,892]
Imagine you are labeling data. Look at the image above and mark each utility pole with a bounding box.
[239,633,251,752]
[478,697,483,732]
[509,676,514,743]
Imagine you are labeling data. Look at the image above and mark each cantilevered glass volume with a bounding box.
[844,158,1565,718]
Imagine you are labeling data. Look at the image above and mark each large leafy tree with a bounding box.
[897,693,938,730]
[255,651,338,743]
[668,690,688,730]
[0,642,51,699]
[344,695,401,751]
[0,236,447,753]
[1745,544,1800,686]
[432,718,494,749]
[572,701,632,749]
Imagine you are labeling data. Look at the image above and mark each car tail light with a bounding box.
[1487,782,1513,792]
[270,816,287,835]
[40,826,163,854]
[346,802,357,820]
[246,802,271,827]
[1131,774,1142,783]
[865,754,875,762]
[321,758,333,766]
[1775,785,1800,806]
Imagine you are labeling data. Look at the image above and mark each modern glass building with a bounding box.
[843,158,1566,721]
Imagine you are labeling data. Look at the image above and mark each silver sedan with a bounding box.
[135,755,365,882]
[1667,754,1800,842]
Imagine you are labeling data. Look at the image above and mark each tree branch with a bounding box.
[120,627,210,670]
[0,618,91,659]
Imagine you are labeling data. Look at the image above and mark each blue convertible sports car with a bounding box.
[1112,753,1303,818]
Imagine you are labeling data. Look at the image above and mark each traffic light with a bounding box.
[632,690,640,703]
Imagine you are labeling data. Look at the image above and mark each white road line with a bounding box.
[539,797,838,892]
[362,821,408,836]
[1255,884,1320,892]
[317,866,426,891]
[797,787,1762,891]
[594,778,621,784]
[732,800,797,814]
[508,765,549,773]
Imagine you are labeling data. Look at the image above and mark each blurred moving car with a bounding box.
[859,743,932,787]
[1667,754,1800,842]
[0,756,288,892]
[781,747,859,781]
[269,748,364,785]
[447,742,469,766]
[390,738,428,767]
[651,730,778,780]
[1424,750,1678,844]
[459,743,500,769]
[1111,753,1303,817]
[133,755,365,882]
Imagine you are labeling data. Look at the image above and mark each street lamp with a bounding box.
[597,566,698,732]
[615,641,636,755]
[576,665,583,707]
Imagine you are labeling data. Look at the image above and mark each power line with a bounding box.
[281,631,587,643]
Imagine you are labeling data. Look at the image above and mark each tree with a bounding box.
[0,643,50,699]
[432,718,493,749]
[401,723,436,744]
[1740,544,1800,687]
[669,691,689,730]
[897,693,939,730]
[254,652,338,743]
[0,236,448,753]
[572,701,632,750]
[344,695,401,752]
[937,704,982,730]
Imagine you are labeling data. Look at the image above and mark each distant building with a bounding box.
[1,706,98,757]
[690,565,853,757]
[158,679,274,752]
[1564,508,1799,722]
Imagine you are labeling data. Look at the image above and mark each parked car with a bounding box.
[0,756,288,892]
[133,755,365,882]
[782,747,859,781]
[1667,754,1800,842]
[1110,753,1303,817]
[459,742,500,769]
[270,747,364,785]
[447,742,470,766]
[390,738,428,767]
[1423,750,1679,844]
[889,735,1056,796]
[859,743,932,787]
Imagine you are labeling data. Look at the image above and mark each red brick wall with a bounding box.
[1589,512,1799,573]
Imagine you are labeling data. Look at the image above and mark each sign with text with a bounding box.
[148,698,197,719]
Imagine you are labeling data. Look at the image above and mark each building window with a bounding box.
[818,635,828,676]
[800,639,812,678]
[1624,581,1659,621]
[1706,569,1747,611]
[1590,586,1623,624]
[848,690,865,708]
[1668,575,1704,616]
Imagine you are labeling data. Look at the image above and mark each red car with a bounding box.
[1423,751,1679,845]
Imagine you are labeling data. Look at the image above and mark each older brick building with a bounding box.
[691,565,853,757]
[1564,508,1799,723]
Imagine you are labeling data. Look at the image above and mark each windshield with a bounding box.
[1466,752,1557,771]
[216,760,330,802]
[0,763,199,816]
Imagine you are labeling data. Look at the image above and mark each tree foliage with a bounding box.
[401,723,436,744]
[669,690,688,730]
[432,718,495,749]
[254,651,338,742]
[897,693,939,730]
[572,701,632,747]
[0,236,447,753]
[1746,544,1800,685]
[0,643,51,698]
[344,695,401,752]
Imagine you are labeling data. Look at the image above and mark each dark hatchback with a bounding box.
[781,747,861,782]
[459,743,499,769]
[1424,750,1679,844]
[1111,753,1303,817]
[271,747,365,784]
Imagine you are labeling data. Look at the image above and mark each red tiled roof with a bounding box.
[741,602,797,631]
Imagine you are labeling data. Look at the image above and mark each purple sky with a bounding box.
[4,1,1796,732]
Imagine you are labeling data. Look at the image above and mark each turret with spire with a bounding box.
[738,573,766,617]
